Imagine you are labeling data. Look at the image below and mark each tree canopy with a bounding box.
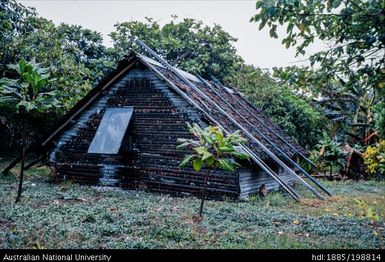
[228,65,325,148]
[252,0,384,143]
[251,0,385,176]
[110,17,244,82]
[0,0,115,152]
[251,0,384,92]
[1,0,115,111]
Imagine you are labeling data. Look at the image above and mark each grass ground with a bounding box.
[0,159,384,249]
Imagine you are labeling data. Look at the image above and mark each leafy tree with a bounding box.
[251,0,385,144]
[177,123,249,219]
[0,0,36,77]
[1,0,115,111]
[274,66,380,145]
[6,16,115,110]
[54,23,116,85]
[251,0,384,92]
[0,59,60,202]
[228,65,325,148]
[0,0,116,153]
[110,17,243,82]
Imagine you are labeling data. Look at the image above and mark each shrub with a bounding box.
[373,101,385,139]
[363,140,385,179]
[311,132,347,176]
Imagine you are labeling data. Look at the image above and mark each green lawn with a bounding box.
[0,160,384,249]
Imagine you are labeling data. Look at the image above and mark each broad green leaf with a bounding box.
[215,132,224,146]
[298,23,305,34]
[205,156,215,167]
[201,132,213,144]
[179,155,195,168]
[230,151,249,160]
[176,142,191,150]
[194,146,208,155]
[192,158,203,171]
[219,146,233,152]
[202,151,213,161]
[218,159,236,172]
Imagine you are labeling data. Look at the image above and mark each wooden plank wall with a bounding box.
[238,165,296,199]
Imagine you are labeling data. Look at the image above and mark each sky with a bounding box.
[19,0,324,69]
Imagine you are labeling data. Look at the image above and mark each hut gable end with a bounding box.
[49,64,241,199]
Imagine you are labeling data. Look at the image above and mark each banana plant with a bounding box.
[314,132,347,178]
[177,123,249,220]
[0,59,60,202]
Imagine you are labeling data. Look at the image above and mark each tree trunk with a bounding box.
[15,109,26,203]
[198,169,210,218]
[329,165,333,180]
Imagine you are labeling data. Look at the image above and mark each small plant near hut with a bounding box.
[0,59,60,202]
[177,123,249,220]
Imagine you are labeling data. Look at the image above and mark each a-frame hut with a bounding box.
[15,41,331,200]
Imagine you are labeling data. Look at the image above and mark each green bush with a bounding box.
[311,132,347,175]
[373,101,385,139]
[364,140,385,179]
